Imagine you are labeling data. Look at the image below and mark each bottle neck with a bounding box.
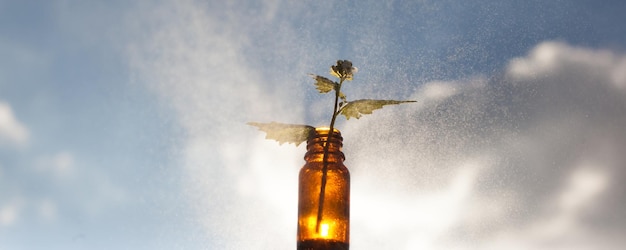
[304,127,345,163]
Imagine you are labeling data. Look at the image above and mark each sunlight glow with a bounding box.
[320,223,330,237]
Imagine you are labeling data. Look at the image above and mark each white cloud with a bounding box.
[344,41,626,249]
[0,199,22,227]
[0,102,29,147]
[509,41,626,90]
[35,151,75,179]
[38,198,58,222]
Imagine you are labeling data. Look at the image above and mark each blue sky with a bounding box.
[1,0,626,249]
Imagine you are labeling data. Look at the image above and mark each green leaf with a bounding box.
[308,74,337,94]
[339,99,416,119]
[247,122,315,146]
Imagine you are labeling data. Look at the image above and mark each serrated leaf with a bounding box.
[308,74,337,94]
[247,122,315,146]
[340,99,416,119]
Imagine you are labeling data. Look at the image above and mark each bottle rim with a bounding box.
[315,127,341,133]
[313,127,342,139]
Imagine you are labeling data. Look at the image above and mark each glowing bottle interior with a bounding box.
[297,128,350,250]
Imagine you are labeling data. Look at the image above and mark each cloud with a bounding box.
[0,199,22,227]
[34,151,75,179]
[343,41,626,249]
[0,102,29,147]
[509,41,626,90]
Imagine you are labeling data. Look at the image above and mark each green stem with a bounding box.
[315,78,343,233]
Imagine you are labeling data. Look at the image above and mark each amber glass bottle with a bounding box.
[297,127,350,250]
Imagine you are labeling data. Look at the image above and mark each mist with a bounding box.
[126,1,626,249]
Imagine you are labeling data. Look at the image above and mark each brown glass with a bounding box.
[297,128,350,250]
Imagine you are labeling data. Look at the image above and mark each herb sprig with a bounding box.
[248,60,415,232]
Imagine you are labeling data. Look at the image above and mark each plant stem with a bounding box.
[315,78,344,233]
